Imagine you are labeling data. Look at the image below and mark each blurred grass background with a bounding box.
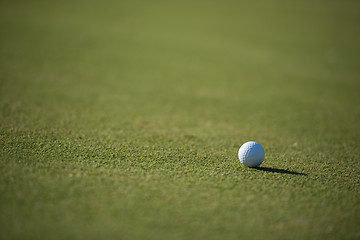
[1,0,359,239]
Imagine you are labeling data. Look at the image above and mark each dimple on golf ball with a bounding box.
[238,141,265,167]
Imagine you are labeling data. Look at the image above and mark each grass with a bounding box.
[1,0,360,239]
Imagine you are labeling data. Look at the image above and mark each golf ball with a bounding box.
[238,141,265,167]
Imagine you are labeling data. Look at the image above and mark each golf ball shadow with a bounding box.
[254,166,307,176]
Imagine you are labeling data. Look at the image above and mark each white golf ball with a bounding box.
[238,141,265,167]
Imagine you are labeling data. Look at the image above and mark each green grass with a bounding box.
[1,0,359,239]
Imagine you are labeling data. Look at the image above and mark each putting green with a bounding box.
[1,0,359,239]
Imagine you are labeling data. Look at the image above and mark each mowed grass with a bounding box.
[0,0,359,239]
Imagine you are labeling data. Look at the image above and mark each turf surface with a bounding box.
[1,0,359,239]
